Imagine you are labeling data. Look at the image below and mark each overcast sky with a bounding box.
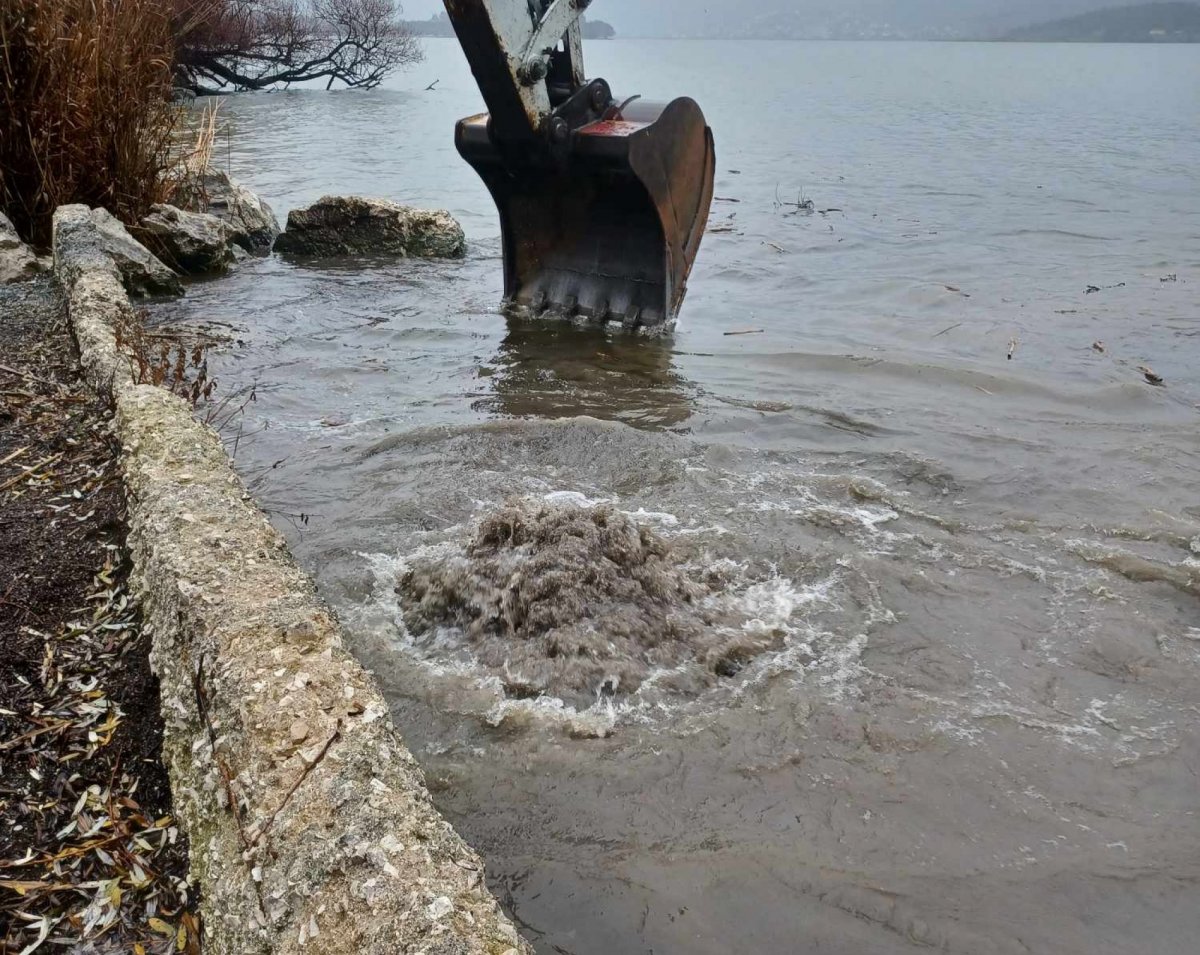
[400,1,1127,36]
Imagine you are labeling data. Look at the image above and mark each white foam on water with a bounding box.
[966,700,1103,750]
[355,545,490,684]
[735,493,905,553]
[482,694,621,739]
[541,490,615,509]
[1086,698,1120,730]
[542,488,691,533]
[813,632,871,700]
[624,507,681,527]
[703,570,836,636]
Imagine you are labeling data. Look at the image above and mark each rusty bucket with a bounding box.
[456,95,716,331]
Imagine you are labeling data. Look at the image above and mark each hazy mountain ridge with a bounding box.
[402,11,616,39]
[398,2,1188,40]
[605,0,1166,39]
[1004,2,1200,40]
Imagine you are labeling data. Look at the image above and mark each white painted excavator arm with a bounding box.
[443,0,590,135]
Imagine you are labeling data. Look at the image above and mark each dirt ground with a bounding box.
[0,276,198,953]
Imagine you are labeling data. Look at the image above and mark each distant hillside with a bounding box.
[401,12,615,40]
[582,19,616,40]
[1004,2,1200,40]
[398,2,1182,40]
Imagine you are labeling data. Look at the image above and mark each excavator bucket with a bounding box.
[456,96,715,330]
[442,0,715,331]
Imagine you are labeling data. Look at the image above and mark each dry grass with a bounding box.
[114,308,218,407]
[161,101,223,207]
[185,102,221,176]
[0,0,181,245]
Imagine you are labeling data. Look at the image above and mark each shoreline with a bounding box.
[41,205,531,954]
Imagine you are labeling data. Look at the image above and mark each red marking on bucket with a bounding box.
[578,120,645,137]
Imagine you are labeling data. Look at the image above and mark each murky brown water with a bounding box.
[153,40,1200,954]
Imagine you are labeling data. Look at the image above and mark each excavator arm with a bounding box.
[443,1,716,331]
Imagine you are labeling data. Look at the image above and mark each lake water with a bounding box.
[154,40,1200,954]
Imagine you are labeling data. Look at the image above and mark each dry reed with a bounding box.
[160,100,222,206]
[0,0,181,245]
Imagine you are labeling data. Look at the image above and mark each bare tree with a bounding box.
[174,0,421,95]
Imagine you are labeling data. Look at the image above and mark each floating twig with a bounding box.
[774,183,815,215]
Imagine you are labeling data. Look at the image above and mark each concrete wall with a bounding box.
[53,205,531,955]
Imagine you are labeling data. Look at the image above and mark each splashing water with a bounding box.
[397,497,821,707]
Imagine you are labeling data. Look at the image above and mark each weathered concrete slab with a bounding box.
[53,205,531,955]
[53,204,183,298]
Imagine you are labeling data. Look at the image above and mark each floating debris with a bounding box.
[932,322,963,338]
[1092,341,1106,353]
[1138,365,1165,387]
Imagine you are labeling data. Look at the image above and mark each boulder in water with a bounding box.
[274,196,466,259]
[173,169,280,253]
[135,204,237,275]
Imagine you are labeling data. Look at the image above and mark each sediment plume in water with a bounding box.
[396,499,788,705]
